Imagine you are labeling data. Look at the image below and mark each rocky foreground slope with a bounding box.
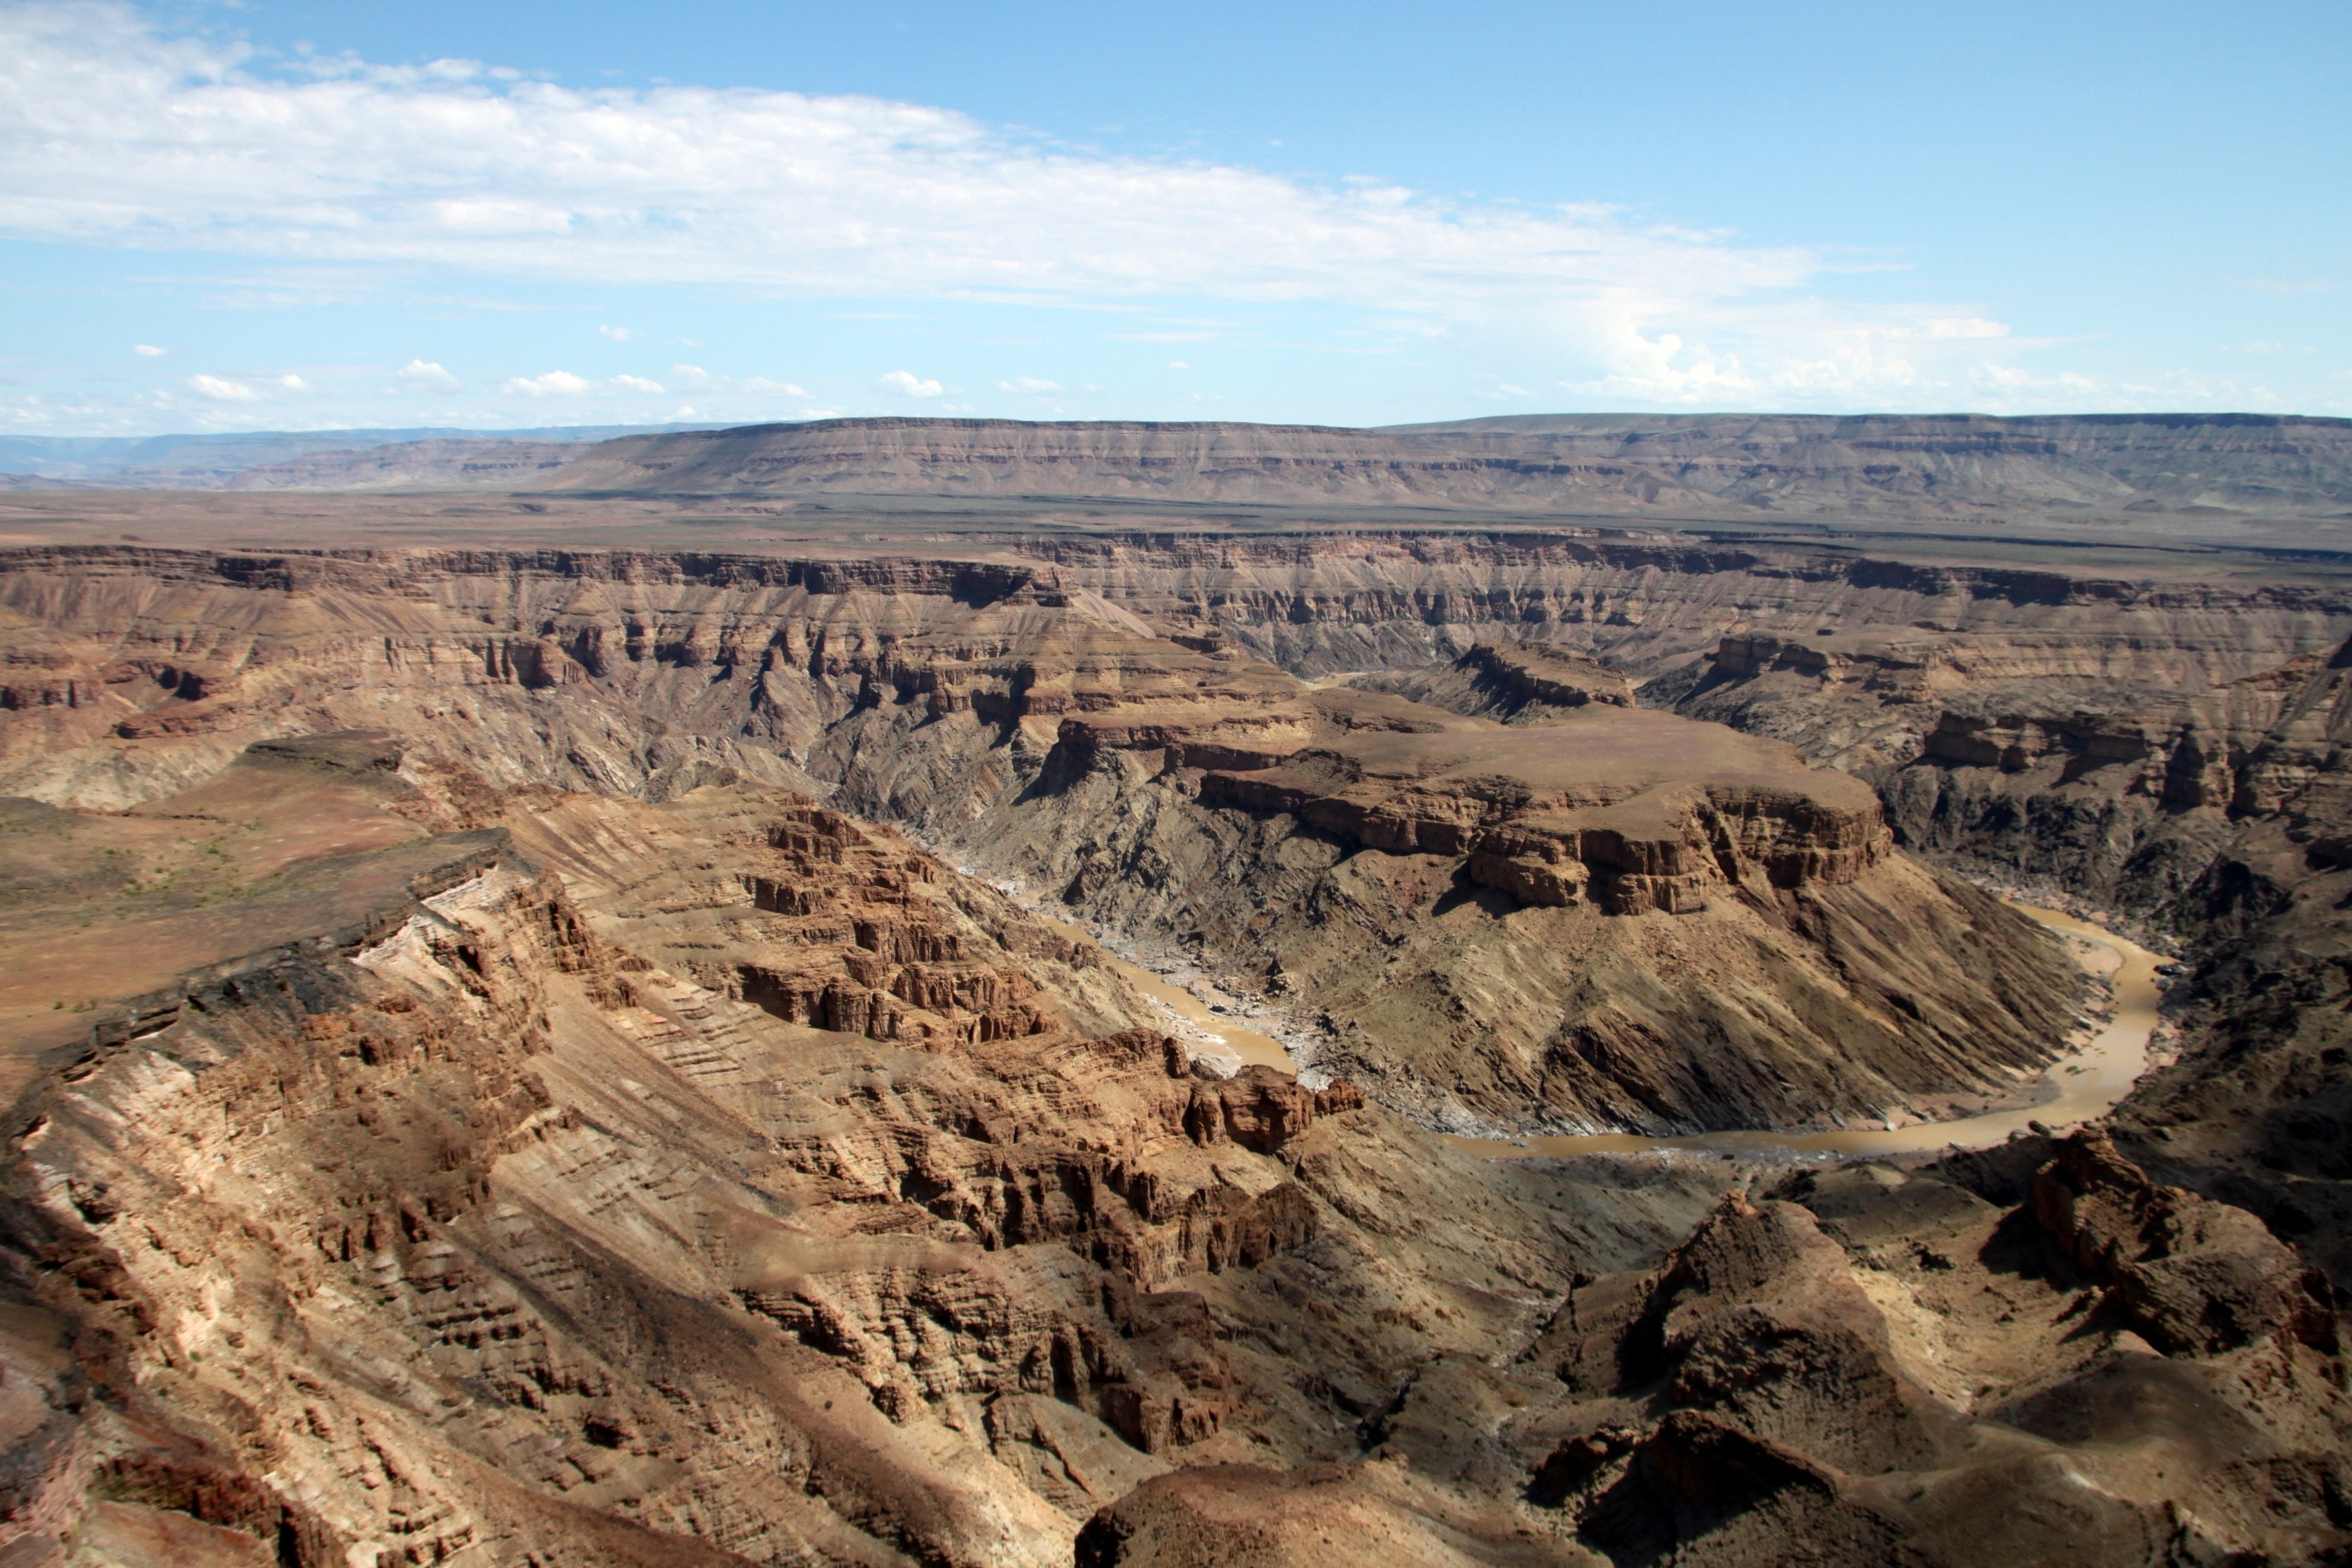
[4,530,2352,1563]
[10,744,1743,1565]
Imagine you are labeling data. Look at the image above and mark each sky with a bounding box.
[1,0,2346,435]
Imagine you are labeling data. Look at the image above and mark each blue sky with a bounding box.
[1,0,2346,434]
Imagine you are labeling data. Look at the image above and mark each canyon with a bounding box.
[1,436,2351,1566]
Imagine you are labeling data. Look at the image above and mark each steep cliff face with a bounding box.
[1662,614,2352,1299]
[1021,531,2352,680]
[6,538,2345,812]
[4,755,1731,1567]
[0,546,1072,810]
[1384,410,2352,515]
[35,414,2352,529]
[1189,709,1892,917]
[0,539,2331,1137]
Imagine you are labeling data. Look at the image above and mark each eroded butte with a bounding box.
[0,482,2348,1567]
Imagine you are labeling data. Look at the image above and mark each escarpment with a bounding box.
[10,532,2349,813]
[0,542,2088,1135]
[839,670,2077,1135]
[510,413,2352,524]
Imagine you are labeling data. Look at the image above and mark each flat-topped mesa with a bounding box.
[1054,685,1488,773]
[1459,640,1636,710]
[1349,640,1642,728]
[1197,707,1891,915]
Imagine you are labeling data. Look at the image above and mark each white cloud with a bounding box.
[999,377,1063,394]
[670,365,807,396]
[132,342,165,356]
[396,358,461,394]
[598,324,634,340]
[186,373,262,402]
[880,371,944,398]
[502,369,597,396]
[610,373,664,392]
[183,369,309,401]
[1166,360,1189,370]
[0,1,2048,405]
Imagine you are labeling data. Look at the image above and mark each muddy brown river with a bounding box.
[1023,892,2162,1161]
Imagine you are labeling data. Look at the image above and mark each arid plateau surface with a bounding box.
[2,430,2352,1567]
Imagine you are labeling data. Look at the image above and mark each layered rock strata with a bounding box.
[5,537,2348,811]
[838,685,2078,1135]
[5,535,2352,1565]
[1193,708,1888,917]
[1357,639,1637,726]
[42,413,2352,527]
[1634,609,2352,1312]
[0,542,2086,1136]
[516,414,2352,522]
